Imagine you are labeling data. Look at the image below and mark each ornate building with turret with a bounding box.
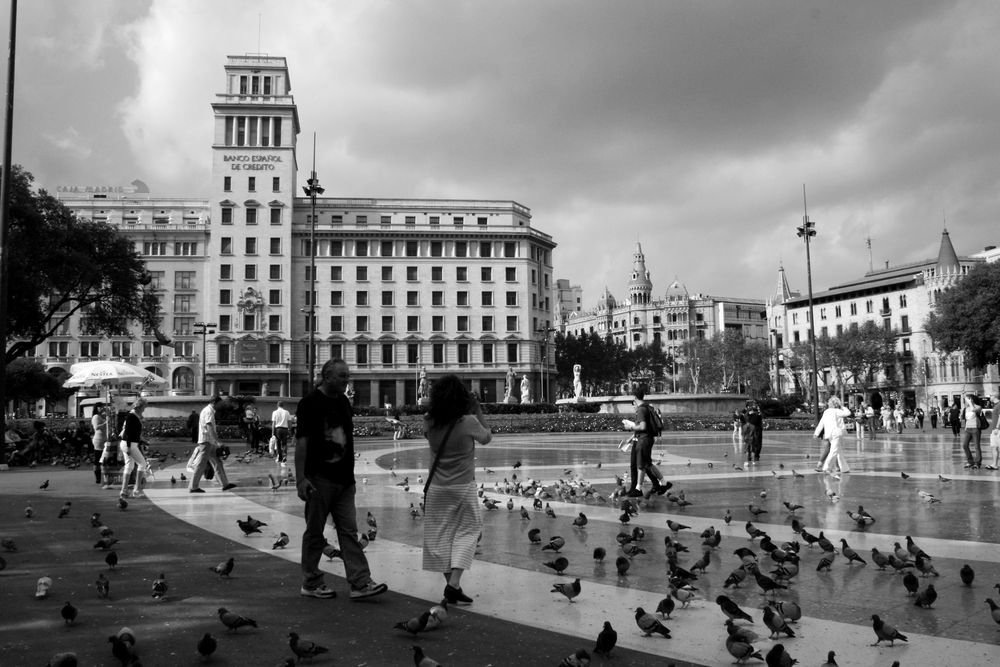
[768,228,999,411]
[558,243,767,389]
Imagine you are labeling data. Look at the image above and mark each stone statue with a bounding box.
[417,366,429,406]
[504,367,516,403]
[520,374,530,404]
[573,364,583,400]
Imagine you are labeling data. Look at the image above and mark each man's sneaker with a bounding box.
[300,584,337,599]
[625,489,643,498]
[350,581,387,600]
[131,491,146,499]
[222,483,237,491]
[656,481,673,496]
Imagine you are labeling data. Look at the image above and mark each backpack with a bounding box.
[646,404,664,437]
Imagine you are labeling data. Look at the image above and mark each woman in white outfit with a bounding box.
[814,396,853,478]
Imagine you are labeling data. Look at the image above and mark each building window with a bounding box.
[382,316,394,332]
[901,315,910,332]
[478,217,487,226]
[432,291,444,306]
[432,315,444,332]
[175,271,196,289]
[504,242,516,257]
[80,341,101,357]
[455,241,467,257]
[219,290,231,305]
[481,267,492,281]
[330,342,343,360]
[245,264,257,280]
[432,343,444,364]
[406,291,419,306]
[480,242,492,258]
[330,315,343,332]
[429,216,440,225]
[507,342,518,363]
[248,176,256,192]
[221,264,233,280]
[505,267,516,282]
[331,214,343,225]
[457,315,469,332]
[217,342,231,364]
[355,315,369,332]
[431,266,443,281]
[272,176,280,192]
[381,266,393,281]
[356,291,369,306]
[331,291,343,306]
[142,242,167,256]
[406,241,418,257]
[382,343,393,365]
[482,342,493,363]
[405,215,416,225]
[381,291,393,306]
[245,238,257,254]
[268,289,281,305]
[850,302,857,315]
[221,238,232,254]
[834,305,841,317]
[407,343,419,364]
[356,343,368,365]
[270,207,281,225]
[482,315,494,331]
[457,291,469,306]
[406,266,418,281]
[219,315,231,332]
[175,242,198,256]
[331,241,343,256]
[506,291,518,306]
[221,207,233,224]
[223,176,231,191]
[866,299,873,314]
[380,241,393,257]
[269,342,281,363]
[430,241,443,257]
[269,264,281,280]
[407,315,419,332]
[356,240,369,257]
[246,207,257,225]
[456,267,468,282]
[900,294,908,308]
[357,266,368,281]
[330,266,342,281]
[457,343,469,364]
[356,215,367,225]
[174,318,193,335]
[506,316,518,331]
[380,215,391,226]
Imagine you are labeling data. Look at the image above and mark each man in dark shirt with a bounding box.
[296,359,387,601]
[624,385,670,498]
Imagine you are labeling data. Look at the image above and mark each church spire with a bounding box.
[772,264,793,304]
[935,227,960,275]
[627,242,653,305]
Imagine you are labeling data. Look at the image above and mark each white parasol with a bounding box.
[63,360,168,389]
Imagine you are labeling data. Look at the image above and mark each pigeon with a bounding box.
[322,543,342,560]
[748,504,768,517]
[815,532,835,553]
[593,621,617,657]
[690,551,711,573]
[764,643,797,667]
[395,610,432,635]
[545,504,557,518]
[571,512,589,528]
[24,506,32,519]
[725,636,763,663]
[117,496,128,511]
[99,525,114,538]
[986,598,1000,626]
[527,528,542,544]
[210,557,235,577]
[820,650,838,667]
[39,479,49,490]
[58,502,72,518]
[96,573,110,598]
[634,607,671,637]
[152,573,168,599]
[751,566,788,596]
[816,553,835,572]
[105,551,119,569]
[272,532,290,549]
[288,631,329,661]
[914,584,938,608]
[631,526,646,541]
[196,633,217,659]
[513,459,522,469]
[552,577,582,602]
[915,555,939,577]
[655,596,675,619]
[666,520,690,533]
[723,565,749,589]
[544,557,569,575]
[237,518,262,536]
[483,498,499,510]
[61,601,78,625]
[902,571,920,596]
[900,471,910,479]
[870,614,907,645]
[45,652,78,667]
[108,628,136,666]
[592,547,606,562]
[520,506,531,520]
[615,556,630,576]
[723,508,732,525]
[782,501,803,513]
[94,537,118,550]
[906,535,931,560]
[960,564,975,586]
[716,595,754,623]
[762,605,795,638]
[557,649,591,667]
[847,509,876,527]
[669,582,697,607]
[90,512,102,527]
[1,537,17,552]
[621,543,646,558]
[411,645,442,667]
[218,607,257,631]
[871,548,890,570]
[888,555,915,574]
[542,536,566,552]
[840,539,866,565]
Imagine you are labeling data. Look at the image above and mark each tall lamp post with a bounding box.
[194,321,216,396]
[535,327,556,403]
[302,134,324,392]
[796,186,820,423]
[770,328,782,396]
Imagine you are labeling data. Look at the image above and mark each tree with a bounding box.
[681,337,716,394]
[832,321,897,393]
[4,358,67,404]
[736,339,772,398]
[927,261,1000,369]
[3,165,161,364]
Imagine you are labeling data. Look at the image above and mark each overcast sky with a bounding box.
[4,0,999,308]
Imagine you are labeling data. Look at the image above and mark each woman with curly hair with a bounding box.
[422,375,491,604]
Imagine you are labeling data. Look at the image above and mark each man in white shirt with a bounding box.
[188,395,236,493]
[271,400,292,465]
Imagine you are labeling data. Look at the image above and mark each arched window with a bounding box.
[173,367,195,391]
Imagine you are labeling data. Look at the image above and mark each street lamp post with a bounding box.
[796,186,820,423]
[535,327,556,403]
[194,321,216,396]
[770,328,782,396]
[302,134,324,393]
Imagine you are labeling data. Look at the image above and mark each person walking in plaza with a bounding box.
[186,410,199,445]
[271,400,292,465]
[90,403,109,485]
[960,393,984,469]
[915,406,925,430]
[930,405,939,428]
[865,403,877,440]
[296,359,387,600]
[118,398,150,499]
[893,404,905,434]
[188,395,236,493]
[422,374,492,605]
[624,385,670,497]
[744,402,764,464]
[815,396,852,478]
[949,401,962,437]
[985,390,1000,470]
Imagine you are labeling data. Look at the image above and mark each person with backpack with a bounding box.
[623,385,670,498]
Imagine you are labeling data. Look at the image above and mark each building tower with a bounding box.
[627,243,653,305]
[208,55,301,397]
